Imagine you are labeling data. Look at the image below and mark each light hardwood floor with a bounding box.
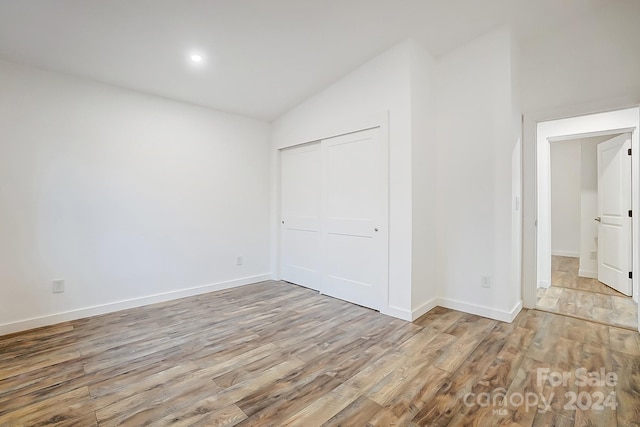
[551,256,629,297]
[537,256,638,330]
[1,281,639,426]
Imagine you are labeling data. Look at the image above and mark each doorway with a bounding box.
[530,107,640,330]
[537,133,637,328]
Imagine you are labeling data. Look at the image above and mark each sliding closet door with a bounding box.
[279,128,387,310]
[321,128,386,310]
[280,143,322,290]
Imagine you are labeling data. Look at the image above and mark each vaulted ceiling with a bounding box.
[0,0,618,120]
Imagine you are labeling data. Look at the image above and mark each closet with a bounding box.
[279,128,387,310]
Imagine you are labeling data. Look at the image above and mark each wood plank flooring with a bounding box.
[537,256,638,330]
[1,280,639,426]
[551,256,628,297]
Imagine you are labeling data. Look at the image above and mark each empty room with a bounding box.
[1,1,639,426]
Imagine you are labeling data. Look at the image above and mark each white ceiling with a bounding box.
[0,0,615,120]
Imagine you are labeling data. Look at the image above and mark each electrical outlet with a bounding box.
[52,279,65,294]
[236,256,243,266]
[589,251,597,259]
[481,275,491,288]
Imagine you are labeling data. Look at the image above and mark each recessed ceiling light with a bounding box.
[190,54,203,63]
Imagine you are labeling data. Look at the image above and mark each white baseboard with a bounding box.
[411,298,439,321]
[437,298,523,323]
[551,251,579,258]
[381,298,439,321]
[538,280,551,289]
[578,269,597,279]
[0,274,271,336]
[382,297,523,324]
[380,305,413,321]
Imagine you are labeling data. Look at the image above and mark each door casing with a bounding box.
[524,106,640,332]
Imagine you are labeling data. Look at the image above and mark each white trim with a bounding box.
[547,127,636,142]
[380,305,412,321]
[522,99,640,312]
[274,111,389,150]
[538,280,551,289]
[410,298,439,321]
[551,251,579,258]
[382,298,523,324]
[578,269,598,279]
[437,298,523,323]
[530,106,640,318]
[0,274,271,336]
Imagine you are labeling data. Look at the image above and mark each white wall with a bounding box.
[521,0,640,308]
[410,43,438,316]
[520,0,640,114]
[435,27,522,322]
[550,141,581,257]
[579,138,603,277]
[519,0,640,309]
[548,136,610,274]
[509,37,523,314]
[0,59,271,334]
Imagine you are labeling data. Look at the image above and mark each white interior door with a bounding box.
[280,143,321,290]
[597,133,632,296]
[321,128,386,309]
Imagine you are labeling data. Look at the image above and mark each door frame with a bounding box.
[273,112,390,311]
[523,106,640,330]
[539,127,634,291]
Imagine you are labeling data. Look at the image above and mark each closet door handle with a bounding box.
[594,217,601,222]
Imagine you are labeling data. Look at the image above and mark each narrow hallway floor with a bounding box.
[537,256,638,330]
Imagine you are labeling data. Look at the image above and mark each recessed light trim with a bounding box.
[190,54,203,63]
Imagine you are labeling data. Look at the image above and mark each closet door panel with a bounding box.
[280,143,321,290]
[322,128,385,309]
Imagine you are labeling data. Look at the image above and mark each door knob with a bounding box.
[595,217,601,222]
